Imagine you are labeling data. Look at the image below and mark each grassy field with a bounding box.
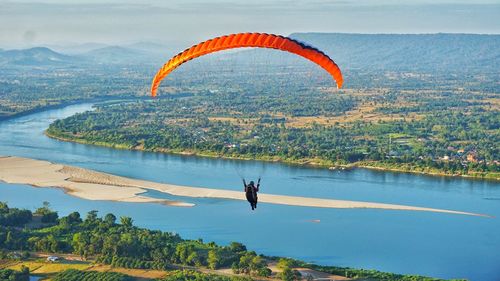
[1,259,165,280]
[3,260,90,274]
[0,258,345,281]
[89,264,167,280]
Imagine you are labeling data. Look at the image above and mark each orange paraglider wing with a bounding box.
[151,33,343,97]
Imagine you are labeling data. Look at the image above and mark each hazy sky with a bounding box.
[1,0,499,48]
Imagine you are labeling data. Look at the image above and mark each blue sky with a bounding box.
[0,0,499,48]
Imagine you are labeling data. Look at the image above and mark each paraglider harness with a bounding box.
[243,178,260,210]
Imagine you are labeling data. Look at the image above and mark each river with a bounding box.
[0,103,499,280]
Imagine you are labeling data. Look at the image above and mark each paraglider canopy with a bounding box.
[151,32,343,97]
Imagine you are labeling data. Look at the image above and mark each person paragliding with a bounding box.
[243,178,260,210]
[151,33,343,97]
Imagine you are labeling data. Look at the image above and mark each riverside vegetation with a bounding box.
[0,202,467,281]
[46,88,498,179]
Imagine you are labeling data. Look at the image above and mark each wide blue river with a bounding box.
[0,104,499,280]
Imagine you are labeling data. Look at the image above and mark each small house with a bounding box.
[47,256,60,262]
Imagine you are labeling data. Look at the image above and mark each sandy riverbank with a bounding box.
[0,156,490,217]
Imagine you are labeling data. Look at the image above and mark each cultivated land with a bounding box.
[1,257,352,281]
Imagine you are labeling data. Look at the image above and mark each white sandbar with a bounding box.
[0,156,489,217]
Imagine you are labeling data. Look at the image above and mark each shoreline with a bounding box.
[0,99,98,122]
[45,131,499,182]
[0,155,491,217]
[356,163,499,181]
[0,96,157,122]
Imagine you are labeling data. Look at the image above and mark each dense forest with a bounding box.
[0,202,465,281]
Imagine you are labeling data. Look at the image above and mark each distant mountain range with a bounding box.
[0,47,73,65]
[1,34,498,73]
[0,42,174,66]
[290,33,500,72]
